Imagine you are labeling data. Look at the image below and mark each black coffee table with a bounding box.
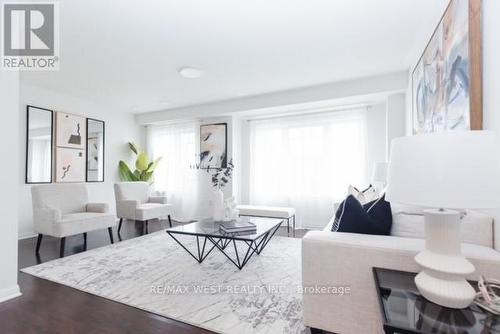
[166,217,283,269]
[373,267,500,334]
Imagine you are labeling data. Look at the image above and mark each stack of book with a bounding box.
[220,221,257,234]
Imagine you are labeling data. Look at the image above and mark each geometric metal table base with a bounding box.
[167,221,282,270]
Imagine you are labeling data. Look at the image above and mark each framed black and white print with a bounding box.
[55,147,86,182]
[200,123,227,169]
[55,112,86,149]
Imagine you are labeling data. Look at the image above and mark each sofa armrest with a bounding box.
[86,202,109,213]
[302,231,500,334]
[116,199,140,219]
[33,208,62,235]
[149,196,168,204]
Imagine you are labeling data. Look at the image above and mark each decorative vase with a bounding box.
[212,188,225,221]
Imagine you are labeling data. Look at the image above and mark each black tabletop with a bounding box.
[373,267,500,334]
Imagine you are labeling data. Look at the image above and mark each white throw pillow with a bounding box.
[348,184,378,205]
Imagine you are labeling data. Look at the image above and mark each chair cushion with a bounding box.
[236,205,295,218]
[135,203,172,221]
[54,212,116,237]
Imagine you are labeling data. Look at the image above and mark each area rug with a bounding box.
[22,230,305,334]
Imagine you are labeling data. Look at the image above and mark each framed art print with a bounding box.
[412,0,482,134]
[199,123,227,169]
[56,112,86,149]
[55,147,86,182]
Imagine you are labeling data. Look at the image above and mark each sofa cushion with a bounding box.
[333,195,392,235]
[392,210,493,248]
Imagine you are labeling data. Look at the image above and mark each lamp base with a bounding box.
[414,209,476,309]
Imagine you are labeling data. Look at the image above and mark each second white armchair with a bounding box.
[114,182,173,234]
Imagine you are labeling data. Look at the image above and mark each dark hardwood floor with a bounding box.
[0,219,316,334]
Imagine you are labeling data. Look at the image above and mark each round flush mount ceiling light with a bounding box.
[178,67,203,79]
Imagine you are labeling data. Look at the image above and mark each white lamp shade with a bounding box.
[372,162,388,183]
[385,131,500,209]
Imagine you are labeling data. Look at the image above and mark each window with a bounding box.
[148,122,198,220]
[248,108,367,228]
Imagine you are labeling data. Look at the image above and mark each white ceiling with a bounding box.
[21,0,448,114]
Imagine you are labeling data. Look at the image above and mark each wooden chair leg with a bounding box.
[118,218,123,234]
[108,227,114,244]
[293,215,296,237]
[168,215,172,228]
[35,234,43,254]
[60,237,66,258]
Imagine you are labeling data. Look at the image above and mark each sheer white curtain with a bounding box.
[248,108,367,229]
[148,122,199,221]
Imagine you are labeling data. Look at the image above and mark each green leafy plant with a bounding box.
[119,142,161,183]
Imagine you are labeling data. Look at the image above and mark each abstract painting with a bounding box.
[55,147,86,182]
[200,123,227,169]
[412,0,482,134]
[56,112,86,149]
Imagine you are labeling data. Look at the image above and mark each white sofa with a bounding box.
[302,207,500,334]
[31,183,116,257]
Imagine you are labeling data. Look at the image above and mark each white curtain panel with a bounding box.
[148,122,200,221]
[248,109,368,229]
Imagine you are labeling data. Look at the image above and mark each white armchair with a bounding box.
[114,182,173,234]
[31,183,116,257]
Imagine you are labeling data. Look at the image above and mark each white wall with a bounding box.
[366,103,388,182]
[0,71,21,302]
[386,92,407,158]
[482,0,500,250]
[19,84,146,238]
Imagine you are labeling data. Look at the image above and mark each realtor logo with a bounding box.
[2,2,59,70]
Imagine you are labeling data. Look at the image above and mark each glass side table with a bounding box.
[373,267,500,334]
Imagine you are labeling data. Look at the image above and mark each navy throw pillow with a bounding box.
[332,194,392,235]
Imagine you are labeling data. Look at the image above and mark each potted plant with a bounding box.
[118,142,161,184]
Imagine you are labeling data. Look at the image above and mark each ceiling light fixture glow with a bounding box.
[178,67,203,79]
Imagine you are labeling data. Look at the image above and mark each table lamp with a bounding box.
[385,131,500,309]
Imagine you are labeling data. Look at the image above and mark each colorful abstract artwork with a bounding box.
[412,0,482,134]
[200,123,227,169]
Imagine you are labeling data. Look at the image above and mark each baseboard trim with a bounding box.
[0,285,21,303]
[18,232,37,240]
